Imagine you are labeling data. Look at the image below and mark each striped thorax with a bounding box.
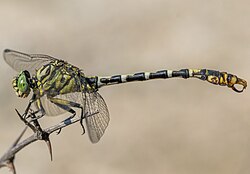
[12,59,97,99]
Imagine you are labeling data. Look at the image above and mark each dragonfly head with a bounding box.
[12,70,32,98]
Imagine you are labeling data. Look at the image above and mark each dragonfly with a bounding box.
[3,49,247,143]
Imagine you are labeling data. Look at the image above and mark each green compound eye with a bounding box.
[17,72,29,93]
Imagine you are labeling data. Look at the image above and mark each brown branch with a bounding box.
[0,111,82,173]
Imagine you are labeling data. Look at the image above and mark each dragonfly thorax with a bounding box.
[12,70,35,98]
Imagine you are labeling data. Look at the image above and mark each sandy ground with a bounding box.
[0,1,250,174]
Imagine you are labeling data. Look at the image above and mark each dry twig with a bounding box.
[0,109,82,173]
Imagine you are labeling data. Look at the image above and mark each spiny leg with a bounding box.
[18,94,45,126]
[50,103,77,135]
[28,109,46,122]
[23,94,37,119]
[26,98,46,122]
[48,97,85,134]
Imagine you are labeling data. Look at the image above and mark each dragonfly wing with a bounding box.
[36,96,66,116]
[35,92,83,116]
[35,89,109,143]
[3,49,57,75]
[84,92,110,143]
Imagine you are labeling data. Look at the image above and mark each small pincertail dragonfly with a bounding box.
[3,49,247,143]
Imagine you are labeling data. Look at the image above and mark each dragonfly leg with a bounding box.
[48,97,85,134]
[79,111,100,135]
[24,99,46,123]
[31,98,46,120]
[22,94,37,119]
[28,109,46,122]
[80,112,88,135]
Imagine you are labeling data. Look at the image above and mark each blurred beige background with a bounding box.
[0,0,250,174]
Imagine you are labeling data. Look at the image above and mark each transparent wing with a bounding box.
[36,90,110,143]
[35,96,66,116]
[3,49,57,75]
[84,92,110,143]
[34,90,109,143]
[35,92,83,116]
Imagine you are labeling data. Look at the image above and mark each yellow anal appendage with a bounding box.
[207,72,247,93]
